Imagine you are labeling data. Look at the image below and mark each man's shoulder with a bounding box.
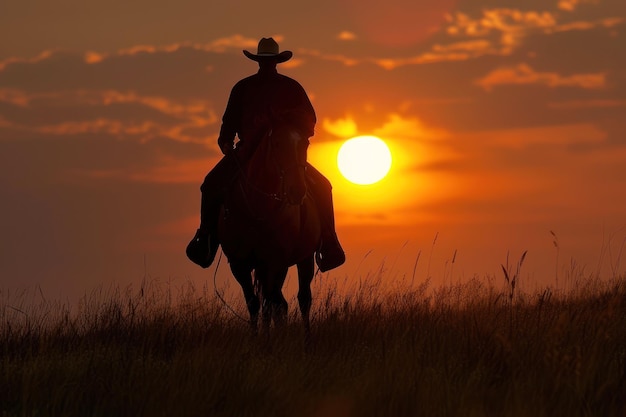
[276,72,301,84]
[233,74,258,87]
[275,73,308,94]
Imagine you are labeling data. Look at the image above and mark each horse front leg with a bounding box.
[271,266,289,328]
[229,262,259,333]
[259,265,289,334]
[297,255,315,341]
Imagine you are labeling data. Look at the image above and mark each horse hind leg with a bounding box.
[260,293,287,342]
[229,262,259,332]
[272,267,289,327]
[272,291,288,327]
[247,295,261,333]
[259,266,289,333]
[297,255,315,341]
[260,297,273,338]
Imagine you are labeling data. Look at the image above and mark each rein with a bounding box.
[212,249,252,324]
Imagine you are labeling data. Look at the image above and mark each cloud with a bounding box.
[321,113,448,143]
[84,51,105,64]
[77,35,259,66]
[467,7,626,42]
[467,9,557,35]
[475,63,606,90]
[322,116,358,138]
[106,35,260,60]
[373,51,472,70]
[0,43,247,102]
[373,114,448,140]
[431,6,623,71]
[0,50,55,71]
[337,31,357,41]
[549,16,625,33]
[446,8,558,54]
[118,44,159,56]
[202,34,264,52]
[372,39,503,70]
[0,89,219,144]
[0,88,30,106]
[557,0,599,12]
[367,7,622,70]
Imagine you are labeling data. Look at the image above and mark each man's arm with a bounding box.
[217,84,241,154]
[298,91,316,138]
[290,80,316,138]
[301,93,316,138]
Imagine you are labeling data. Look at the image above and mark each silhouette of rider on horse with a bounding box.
[187,37,345,272]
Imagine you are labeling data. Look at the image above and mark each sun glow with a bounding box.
[337,136,392,185]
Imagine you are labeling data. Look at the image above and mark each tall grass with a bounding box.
[2,274,625,417]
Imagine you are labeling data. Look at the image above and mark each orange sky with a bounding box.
[1,0,625,302]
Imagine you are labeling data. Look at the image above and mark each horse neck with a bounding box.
[241,133,283,211]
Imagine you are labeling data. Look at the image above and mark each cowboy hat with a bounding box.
[243,37,292,63]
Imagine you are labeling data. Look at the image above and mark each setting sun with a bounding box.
[337,136,392,185]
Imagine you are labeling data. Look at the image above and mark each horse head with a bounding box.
[245,115,310,207]
[268,123,309,205]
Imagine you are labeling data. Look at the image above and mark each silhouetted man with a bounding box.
[187,37,345,272]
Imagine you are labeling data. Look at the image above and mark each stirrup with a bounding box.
[186,229,218,268]
[315,247,345,272]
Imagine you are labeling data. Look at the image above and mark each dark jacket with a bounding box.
[217,67,316,157]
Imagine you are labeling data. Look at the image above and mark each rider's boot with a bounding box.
[187,154,239,268]
[316,226,346,272]
[186,191,220,268]
[307,168,345,272]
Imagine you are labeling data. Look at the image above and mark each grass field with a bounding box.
[2,272,625,417]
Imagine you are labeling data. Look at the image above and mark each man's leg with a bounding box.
[306,164,345,272]
[186,154,237,268]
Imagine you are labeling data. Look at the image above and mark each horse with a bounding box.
[217,120,322,337]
